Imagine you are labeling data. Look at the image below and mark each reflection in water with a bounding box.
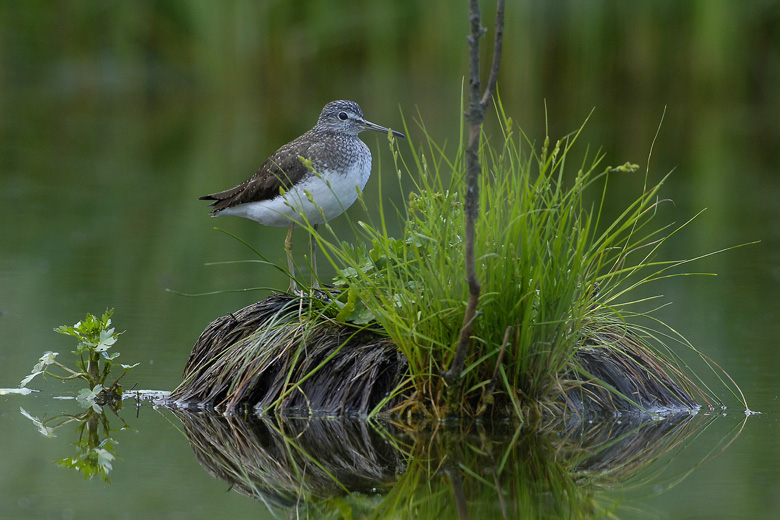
[170,410,404,511]
[17,390,168,482]
[20,405,125,482]
[168,409,722,519]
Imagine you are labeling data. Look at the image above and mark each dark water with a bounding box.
[1,2,779,518]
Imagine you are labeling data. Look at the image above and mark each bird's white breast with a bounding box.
[216,150,372,227]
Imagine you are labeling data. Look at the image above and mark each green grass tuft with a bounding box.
[305,99,738,419]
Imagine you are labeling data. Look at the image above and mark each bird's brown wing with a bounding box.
[199,132,318,213]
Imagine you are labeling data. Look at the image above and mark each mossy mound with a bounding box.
[168,293,698,418]
[169,294,407,415]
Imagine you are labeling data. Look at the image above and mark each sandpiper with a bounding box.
[200,100,405,291]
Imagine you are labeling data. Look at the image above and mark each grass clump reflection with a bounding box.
[169,410,710,519]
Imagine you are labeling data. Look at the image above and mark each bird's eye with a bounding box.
[338,111,348,120]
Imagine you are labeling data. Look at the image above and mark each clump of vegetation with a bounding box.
[173,102,742,419]
[20,309,137,408]
[313,104,711,418]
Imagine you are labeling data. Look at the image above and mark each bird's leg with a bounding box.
[285,223,296,293]
[311,224,320,288]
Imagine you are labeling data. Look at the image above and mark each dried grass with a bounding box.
[169,294,407,416]
[168,294,699,419]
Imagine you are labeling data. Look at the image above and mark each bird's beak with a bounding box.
[361,119,406,139]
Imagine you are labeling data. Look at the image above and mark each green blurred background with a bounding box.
[1,1,779,519]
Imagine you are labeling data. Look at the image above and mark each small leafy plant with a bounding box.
[20,309,138,407]
[15,310,138,482]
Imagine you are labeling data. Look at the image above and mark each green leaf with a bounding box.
[19,371,42,388]
[335,288,376,325]
[94,329,117,352]
[335,288,358,322]
[33,351,58,372]
[76,385,104,412]
[21,352,59,387]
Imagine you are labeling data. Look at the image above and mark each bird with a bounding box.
[199,100,405,292]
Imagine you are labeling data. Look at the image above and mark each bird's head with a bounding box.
[316,100,405,138]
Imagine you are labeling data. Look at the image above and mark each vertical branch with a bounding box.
[482,0,504,108]
[443,0,505,411]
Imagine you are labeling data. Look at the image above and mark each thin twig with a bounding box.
[481,0,505,108]
[443,0,506,413]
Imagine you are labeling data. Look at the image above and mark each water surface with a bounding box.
[1,2,779,518]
